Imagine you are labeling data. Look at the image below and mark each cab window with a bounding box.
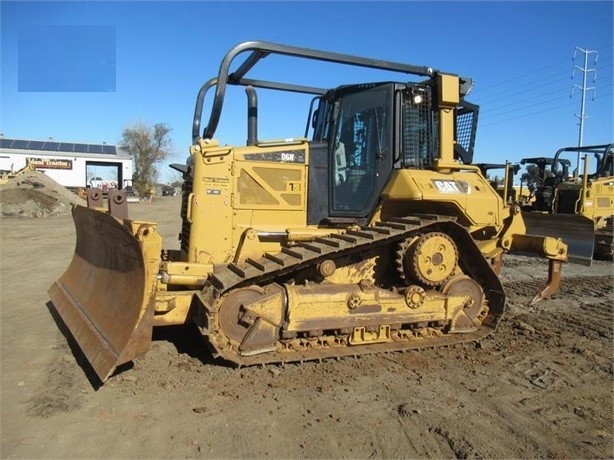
[331,86,390,213]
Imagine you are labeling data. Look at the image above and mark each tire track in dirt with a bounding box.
[503,275,613,340]
[481,273,614,458]
[25,335,84,418]
[396,271,614,459]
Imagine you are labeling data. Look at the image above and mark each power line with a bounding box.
[480,100,576,128]
[470,47,611,130]
[475,61,611,107]
[477,75,571,106]
[473,58,570,94]
[480,81,612,120]
[479,91,611,128]
[470,46,612,116]
[473,44,613,98]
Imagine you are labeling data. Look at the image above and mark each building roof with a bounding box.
[0,138,124,156]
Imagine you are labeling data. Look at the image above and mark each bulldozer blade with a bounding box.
[48,205,162,382]
[522,212,595,265]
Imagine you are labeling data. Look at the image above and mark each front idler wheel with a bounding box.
[217,286,266,345]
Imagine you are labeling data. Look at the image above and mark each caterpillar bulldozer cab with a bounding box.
[520,156,572,212]
[522,144,614,264]
[48,41,568,383]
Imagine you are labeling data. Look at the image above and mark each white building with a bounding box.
[0,137,133,189]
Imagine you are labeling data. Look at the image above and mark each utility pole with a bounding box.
[570,47,598,177]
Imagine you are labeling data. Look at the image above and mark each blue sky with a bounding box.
[1,1,612,183]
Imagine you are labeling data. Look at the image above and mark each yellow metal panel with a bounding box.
[381,169,504,230]
[437,73,460,106]
[235,163,305,209]
[380,169,424,200]
[154,290,197,326]
[283,283,471,334]
[238,169,280,205]
[436,74,460,164]
[228,144,311,261]
[164,261,213,276]
[188,142,234,265]
[437,107,456,164]
[160,261,213,286]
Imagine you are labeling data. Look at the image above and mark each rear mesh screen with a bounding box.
[401,86,435,168]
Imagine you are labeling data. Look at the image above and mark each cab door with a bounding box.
[329,84,393,218]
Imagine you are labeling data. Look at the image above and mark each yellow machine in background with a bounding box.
[0,163,36,185]
[49,41,568,383]
[475,162,521,204]
[522,144,613,264]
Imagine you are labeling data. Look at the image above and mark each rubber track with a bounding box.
[197,216,506,366]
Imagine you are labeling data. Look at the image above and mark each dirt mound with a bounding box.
[0,170,84,218]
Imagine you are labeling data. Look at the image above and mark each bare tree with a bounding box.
[169,170,184,188]
[120,121,173,195]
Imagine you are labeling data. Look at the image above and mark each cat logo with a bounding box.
[432,180,470,194]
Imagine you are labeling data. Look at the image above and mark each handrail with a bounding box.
[552,144,614,178]
[193,40,437,143]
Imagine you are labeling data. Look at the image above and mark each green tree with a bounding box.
[120,121,173,196]
[520,164,552,193]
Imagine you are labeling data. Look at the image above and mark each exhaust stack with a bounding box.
[246,86,258,146]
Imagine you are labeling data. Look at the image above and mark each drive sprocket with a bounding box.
[396,232,458,287]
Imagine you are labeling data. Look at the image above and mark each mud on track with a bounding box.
[1,195,612,458]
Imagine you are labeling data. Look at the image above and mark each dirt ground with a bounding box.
[1,192,613,459]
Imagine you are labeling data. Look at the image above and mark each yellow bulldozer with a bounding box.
[0,162,36,185]
[49,41,568,383]
[475,162,521,204]
[521,144,614,264]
